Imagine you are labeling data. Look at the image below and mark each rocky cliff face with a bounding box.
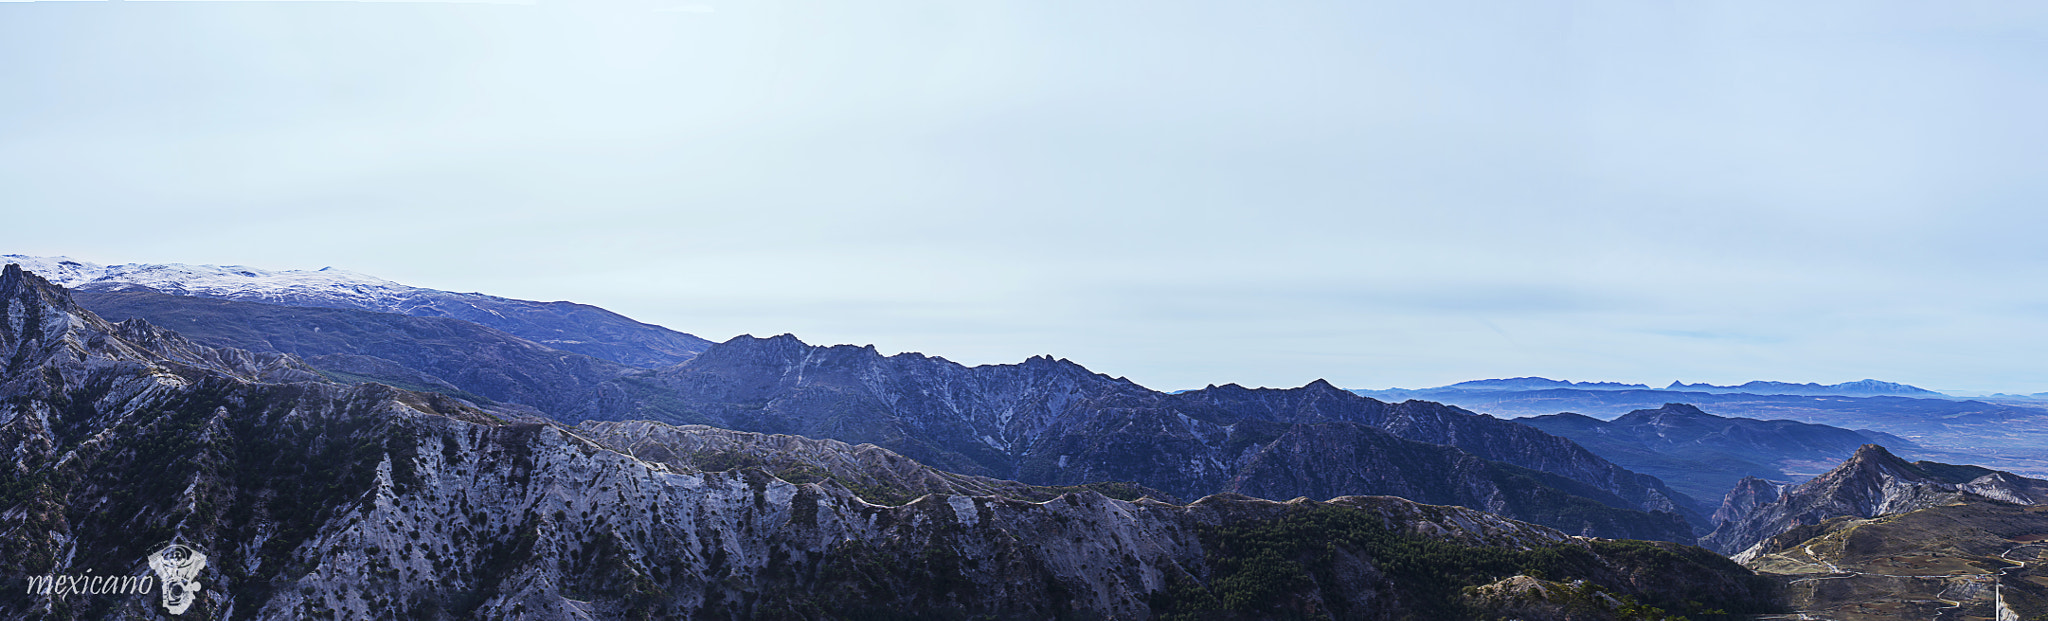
[1710,477,1781,527]
[0,266,1776,620]
[1703,444,2048,556]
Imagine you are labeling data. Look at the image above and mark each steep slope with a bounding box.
[0,266,1778,619]
[1521,403,1915,507]
[1711,477,1781,527]
[586,335,1705,541]
[73,288,632,415]
[1703,444,2048,556]
[3,255,712,368]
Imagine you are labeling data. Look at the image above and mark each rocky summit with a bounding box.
[1704,443,2048,557]
[0,265,1778,620]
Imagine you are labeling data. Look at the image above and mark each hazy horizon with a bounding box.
[5,1,2043,394]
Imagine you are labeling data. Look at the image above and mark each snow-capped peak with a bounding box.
[2,254,424,309]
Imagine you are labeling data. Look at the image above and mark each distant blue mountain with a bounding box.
[1349,379,2048,479]
[1665,379,1942,397]
[1444,377,1651,391]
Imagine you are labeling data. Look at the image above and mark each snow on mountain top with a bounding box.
[2,255,106,287]
[2,254,424,308]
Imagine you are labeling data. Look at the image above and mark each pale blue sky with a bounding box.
[3,0,2044,393]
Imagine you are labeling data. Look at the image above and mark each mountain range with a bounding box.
[580,338,1707,538]
[1353,379,2048,479]
[26,256,2048,618]
[1441,378,1654,391]
[1518,404,1914,510]
[0,264,1781,619]
[1,255,713,368]
[29,261,1709,542]
[1662,379,1944,397]
[1377,377,1944,398]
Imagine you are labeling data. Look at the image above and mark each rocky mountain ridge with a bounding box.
[1703,444,2048,557]
[1348,382,2048,479]
[586,334,1707,540]
[1520,403,1914,509]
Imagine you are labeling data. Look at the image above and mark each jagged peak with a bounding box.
[1809,444,1937,485]
[2,263,73,306]
[2,264,101,346]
